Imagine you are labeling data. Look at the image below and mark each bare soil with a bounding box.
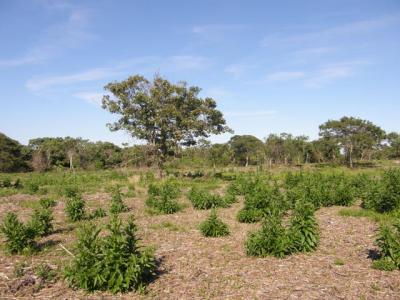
[0,191,399,300]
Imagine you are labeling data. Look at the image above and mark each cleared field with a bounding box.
[0,168,399,299]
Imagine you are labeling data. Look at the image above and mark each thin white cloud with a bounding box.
[266,71,306,81]
[26,67,122,92]
[74,92,106,105]
[225,110,277,117]
[261,14,400,47]
[192,24,248,42]
[0,4,94,67]
[304,62,357,87]
[26,55,211,93]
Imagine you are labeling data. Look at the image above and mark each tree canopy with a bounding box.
[319,116,385,167]
[102,74,232,168]
[0,133,30,172]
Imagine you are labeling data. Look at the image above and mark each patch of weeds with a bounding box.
[28,207,54,236]
[13,261,28,278]
[199,209,230,237]
[65,196,85,222]
[35,263,57,283]
[109,187,129,214]
[149,221,181,232]
[89,207,107,219]
[146,180,182,214]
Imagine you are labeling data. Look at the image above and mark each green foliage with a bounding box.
[89,207,107,219]
[287,200,319,252]
[374,222,400,270]
[64,215,156,294]
[285,171,355,208]
[199,209,230,237]
[236,208,264,223]
[39,198,57,209]
[372,257,397,271]
[35,263,57,282]
[146,180,181,214]
[245,212,289,258]
[237,180,287,223]
[65,196,85,222]
[28,207,54,236]
[188,187,234,209]
[63,185,80,198]
[364,169,400,213]
[0,212,36,254]
[0,132,30,172]
[109,188,129,214]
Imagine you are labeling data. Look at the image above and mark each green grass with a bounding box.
[338,207,399,224]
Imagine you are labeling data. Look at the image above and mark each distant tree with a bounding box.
[228,135,264,166]
[319,116,385,167]
[0,133,30,172]
[387,132,400,159]
[102,74,231,173]
[208,143,233,169]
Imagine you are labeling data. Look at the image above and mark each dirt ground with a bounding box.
[0,190,399,300]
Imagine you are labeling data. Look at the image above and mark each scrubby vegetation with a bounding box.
[109,187,129,214]
[199,209,230,237]
[64,215,156,294]
[373,222,400,270]
[145,180,182,214]
[188,187,236,209]
[65,195,85,222]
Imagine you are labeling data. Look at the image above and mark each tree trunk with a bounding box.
[245,156,249,167]
[348,144,353,168]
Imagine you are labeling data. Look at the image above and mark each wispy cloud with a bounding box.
[74,92,105,106]
[0,4,94,67]
[266,71,306,81]
[261,14,400,47]
[26,55,211,93]
[225,110,277,117]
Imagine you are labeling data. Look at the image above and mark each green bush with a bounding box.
[109,188,129,214]
[374,222,400,270]
[65,196,85,222]
[287,200,319,253]
[237,182,287,223]
[89,207,107,219]
[28,207,54,236]
[188,187,232,210]
[63,185,80,198]
[64,215,156,294]
[364,169,400,213]
[236,208,263,223]
[199,209,230,237]
[0,212,36,254]
[146,180,181,214]
[245,212,289,258]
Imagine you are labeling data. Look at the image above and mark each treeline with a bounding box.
[1,116,400,172]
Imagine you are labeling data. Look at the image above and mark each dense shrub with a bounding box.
[373,222,400,270]
[199,209,230,237]
[285,172,355,208]
[188,187,235,210]
[287,200,319,253]
[0,212,36,254]
[245,211,289,258]
[28,207,54,236]
[364,169,400,213]
[109,188,129,214]
[64,215,156,293]
[146,180,181,214]
[65,196,85,222]
[237,182,287,223]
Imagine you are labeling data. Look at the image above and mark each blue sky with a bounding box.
[1,0,399,146]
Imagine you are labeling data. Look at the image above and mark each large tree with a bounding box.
[102,74,231,171]
[0,133,30,172]
[319,116,385,167]
[228,135,264,166]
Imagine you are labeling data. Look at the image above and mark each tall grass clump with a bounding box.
[64,215,156,294]
[199,209,230,237]
[29,206,54,237]
[146,180,181,214]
